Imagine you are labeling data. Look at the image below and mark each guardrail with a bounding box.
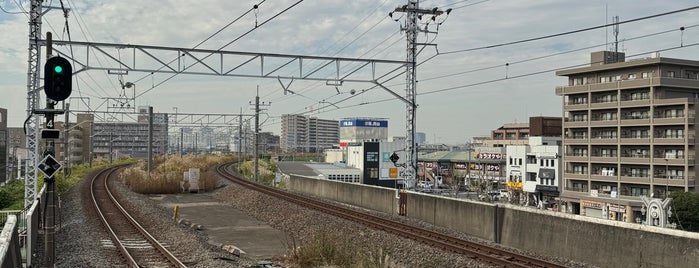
[0,215,22,268]
[0,185,45,267]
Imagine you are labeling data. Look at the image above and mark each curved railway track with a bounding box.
[216,163,568,268]
[90,165,186,268]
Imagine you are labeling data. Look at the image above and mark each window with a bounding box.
[628,73,637,79]
[668,71,676,78]
[615,75,622,81]
[518,159,522,165]
[642,72,649,79]
[601,76,608,83]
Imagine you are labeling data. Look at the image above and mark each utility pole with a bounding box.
[250,86,271,182]
[392,0,450,188]
[63,103,70,178]
[238,107,243,161]
[147,106,153,175]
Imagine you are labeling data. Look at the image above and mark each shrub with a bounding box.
[120,154,235,194]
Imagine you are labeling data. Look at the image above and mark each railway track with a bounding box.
[216,163,568,268]
[90,165,186,268]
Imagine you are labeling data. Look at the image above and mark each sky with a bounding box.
[2,0,699,145]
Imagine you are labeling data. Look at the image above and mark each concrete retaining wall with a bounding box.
[287,175,397,215]
[285,174,699,267]
[500,205,699,268]
[407,192,496,241]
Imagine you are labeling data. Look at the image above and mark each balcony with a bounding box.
[653,116,687,125]
[588,137,617,144]
[564,137,588,145]
[564,102,588,111]
[619,174,651,184]
[653,156,689,165]
[589,101,617,110]
[618,78,653,89]
[589,155,617,163]
[564,154,587,162]
[652,176,693,187]
[619,98,651,107]
[620,155,650,164]
[658,77,699,89]
[590,173,618,182]
[564,171,588,180]
[619,136,650,144]
[556,84,588,95]
[564,119,588,128]
[619,117,650,126]
[652,136,691,145]
[589,119,618,127]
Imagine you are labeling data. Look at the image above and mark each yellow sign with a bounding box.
[506,181,522,190]
[389,167,398,178]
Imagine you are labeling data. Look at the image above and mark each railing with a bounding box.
[0,215,22,268]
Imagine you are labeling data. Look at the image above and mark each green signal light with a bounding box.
[54,66,63,73]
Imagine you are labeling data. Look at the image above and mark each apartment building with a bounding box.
[555,51,699,222]
[77,109,169,161]
[281,114,339,153]
[484,116,561,147]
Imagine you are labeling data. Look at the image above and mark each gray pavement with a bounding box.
[149,193,287,260]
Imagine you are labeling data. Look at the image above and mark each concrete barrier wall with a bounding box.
[407,193,496,241]
[500,205,699,268]
[288,175,397,215]
[285,174,699,267]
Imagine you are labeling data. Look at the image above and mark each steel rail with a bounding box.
[90,165,186,267]
[216,163,567,268]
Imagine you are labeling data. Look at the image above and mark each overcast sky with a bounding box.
[2,0,699,144]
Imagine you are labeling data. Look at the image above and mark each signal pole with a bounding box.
[392,1,450,188]
[250,86,271,182]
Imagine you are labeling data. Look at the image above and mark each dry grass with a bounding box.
[282,229,402,268]
[119,154,235,194]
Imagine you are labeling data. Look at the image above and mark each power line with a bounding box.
[131,2,264,86]
[440,5,699,55]
[303,42,699,116]
[420,24,698,83]
[136,0,305,98]
[0,1,24,14]
[261,0,392,101]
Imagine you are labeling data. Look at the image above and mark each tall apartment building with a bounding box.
[556,51,699,222]
[281,114,339,153]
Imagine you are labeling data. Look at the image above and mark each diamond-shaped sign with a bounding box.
[38,154,62,178]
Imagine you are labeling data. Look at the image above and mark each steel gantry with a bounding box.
[24,0,43,207]
[24,37,408,207]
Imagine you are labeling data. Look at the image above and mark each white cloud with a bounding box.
[3,0,699,144]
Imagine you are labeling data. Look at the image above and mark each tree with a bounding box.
[669,191,699,232]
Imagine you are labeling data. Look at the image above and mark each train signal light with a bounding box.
[44,56,72,101]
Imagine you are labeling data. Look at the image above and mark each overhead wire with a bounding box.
[307,42,699,116]
[419,24,699,83]
[298,23,699,116]
[439,5,699,56]
[131,1,265,86]
[135,0,305,98]
[261,0,393,101]
[1,1,24,14]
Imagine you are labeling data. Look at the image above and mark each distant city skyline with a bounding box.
[2,1,699,144]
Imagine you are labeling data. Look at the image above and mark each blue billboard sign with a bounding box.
[340,119,388,128]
